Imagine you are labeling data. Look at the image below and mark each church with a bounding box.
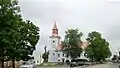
[48,22,89,63]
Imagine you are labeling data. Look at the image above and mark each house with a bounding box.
[48,22,89,63]
[33,51,43,65]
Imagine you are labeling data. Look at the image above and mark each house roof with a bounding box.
[56,41,89,50]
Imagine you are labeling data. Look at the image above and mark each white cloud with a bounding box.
[19,0,120,55]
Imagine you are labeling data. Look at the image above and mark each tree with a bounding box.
[6,20,39,68]
[0,0,20,67]
[0,0,39,68]
[42,51,49,63]
[19,20,39,61]
[85,31,111,62]
[63,29,83,59]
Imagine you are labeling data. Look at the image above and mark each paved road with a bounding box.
[86,63,119,68]
[37,63,119,68]
[37,65,69,68]
[37,65,85,68]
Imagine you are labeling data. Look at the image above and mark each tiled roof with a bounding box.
[56,41,89,50]
[56,41,63,50]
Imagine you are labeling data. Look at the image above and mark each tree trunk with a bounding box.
[1,59,4,68]
[6,61,8,68]
[12,59,15,68]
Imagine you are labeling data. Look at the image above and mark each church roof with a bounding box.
[56,42,63,50]
[56,41,89,50]
[53,22,58,30]
[81,42,89,49]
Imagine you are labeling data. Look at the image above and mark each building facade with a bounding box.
[48,22,88,63]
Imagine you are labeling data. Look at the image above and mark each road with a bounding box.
[86,63,119,68]
[37,63,120,68]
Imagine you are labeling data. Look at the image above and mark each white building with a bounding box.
[48,22,89,63]
[33,51,43,65]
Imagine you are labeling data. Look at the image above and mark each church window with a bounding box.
[58,54,60,57]
[58,60,60,62]
[37,60,39,63]
[53,53,55,55]
[63,54,64,57]
[62,59,65,63]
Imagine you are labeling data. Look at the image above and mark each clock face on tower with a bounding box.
[52,40,56,48]
[53,40,55,43]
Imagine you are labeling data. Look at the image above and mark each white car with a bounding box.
[20,61,36,68]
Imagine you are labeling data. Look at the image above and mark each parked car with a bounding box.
[19,61,36,68]
[70,61,78,67]
[70,59,89,67]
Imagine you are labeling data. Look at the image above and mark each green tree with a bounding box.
[85,31,111,62]
[19,20,39,61]
[42,51,49,63]
[0,0,39,68]
[6,20,39,68]
[0,0,20,67]
[63,29,83,59]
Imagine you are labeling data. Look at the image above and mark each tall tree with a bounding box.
[85,31,111,62]
[0,0,19,67]
[63,29,83,59]
[19,20,39,61]
[0,0,39,68]
[42,51,49,63]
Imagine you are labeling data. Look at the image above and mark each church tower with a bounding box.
[50,22,61,50]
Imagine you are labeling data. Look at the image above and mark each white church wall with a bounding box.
[50,37,60,48]
[48,50,59,62]
[57,51,71,63]
[33,51,43,65]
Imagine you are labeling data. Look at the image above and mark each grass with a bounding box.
[37,62,69,68]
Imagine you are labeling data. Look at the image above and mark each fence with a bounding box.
[0,61,20,68]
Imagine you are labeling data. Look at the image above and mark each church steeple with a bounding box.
[52,22,58,36]
[50,22,61,50]
[53,22,58,30]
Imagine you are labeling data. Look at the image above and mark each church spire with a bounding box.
[52,22,58,36]
[53,22,58,30]
[50,22,61,50]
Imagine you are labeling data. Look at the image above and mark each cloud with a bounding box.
[19,0,120,55]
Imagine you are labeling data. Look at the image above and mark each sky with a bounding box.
[18,0,120,56]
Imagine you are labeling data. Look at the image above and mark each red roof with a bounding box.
[51,22,59,37]
[56,41,63,50]
[81,42,89,49]
[56,41,89,50]
[53,22,58,30]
